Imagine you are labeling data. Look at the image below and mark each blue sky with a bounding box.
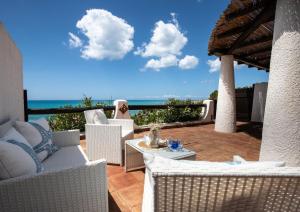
[0,0,268,100]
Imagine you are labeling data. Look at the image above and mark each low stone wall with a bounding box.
[134,120,214,133]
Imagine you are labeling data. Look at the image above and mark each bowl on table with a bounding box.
[167,139,183,152]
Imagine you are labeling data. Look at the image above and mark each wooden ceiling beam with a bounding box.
[227,3,276,53]
[216,14,273,39]
[238,46,271,57]
[236,35,273,49]
[209,35,273,55]
[225,1,267,21]
[253,55,271,61]
[208,49,228,56]
[235,57,269,71]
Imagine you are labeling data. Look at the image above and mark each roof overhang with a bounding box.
[208,0,277,72]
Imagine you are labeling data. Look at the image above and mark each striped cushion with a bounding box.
[14,119,58,161]
[0,128,43,179]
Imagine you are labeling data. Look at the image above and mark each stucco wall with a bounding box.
[251,82,268,122]
[0,23,24,123]
[259,0,300,166]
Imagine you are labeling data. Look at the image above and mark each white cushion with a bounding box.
[43,145,88,172]
[84,110,96,124]
[122,130,134,139]
[93,109,108,124]
[0,120,13,137]
[84,109,108,124]
[0,128,43,179]
[233,155,285,167]
[14,119,58,161]
[143,154,286,174]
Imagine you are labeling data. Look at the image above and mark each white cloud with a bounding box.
[72,9,134,60]
[179,55,199,70]
[145,55,178,71]
[170,12,179,29]
[136,13,198,71]
[207,58,245,73]
[207,58,221,73]
[135,19,187,58]
[68,32,82,48]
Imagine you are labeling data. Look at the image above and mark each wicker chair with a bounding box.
[0,130,109,212]
[143,162,300,212]
[85,111,134,165]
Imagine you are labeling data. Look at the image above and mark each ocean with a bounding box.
[28,100,166,120]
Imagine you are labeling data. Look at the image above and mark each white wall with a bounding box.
[251,82,268,122]
[0,23,24,123]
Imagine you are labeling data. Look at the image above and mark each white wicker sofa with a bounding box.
[0,129,108,212]
[142,155,300,212]
[85,109,134,165]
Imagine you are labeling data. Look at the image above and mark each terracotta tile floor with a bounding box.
[80,122,262,211]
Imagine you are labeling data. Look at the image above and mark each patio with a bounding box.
[0,0,299,211]
[81,122,262,211]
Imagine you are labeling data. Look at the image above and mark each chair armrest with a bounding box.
[52,129,80,147]
[85,123,122,131]
[0,159,108,212]
[108,119,134,131]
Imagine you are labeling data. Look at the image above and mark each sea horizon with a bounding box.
[28,99,167,120]
[28,99,204,120]
[28,99,167,108]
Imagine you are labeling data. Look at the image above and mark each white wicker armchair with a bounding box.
[143,159,300,212]
[85,119,134,165]
[0,130,109,212]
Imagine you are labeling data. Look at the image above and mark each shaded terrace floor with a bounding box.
[80,122,262,212]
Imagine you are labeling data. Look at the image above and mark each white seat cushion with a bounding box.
[122,130,134,139]
[121,130,134,150]
[43,145,88,172]
[233,155,285,167]
[143,154,286,174]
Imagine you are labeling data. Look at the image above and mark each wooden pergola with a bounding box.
[208,0,300,166]
[208,0,276,71]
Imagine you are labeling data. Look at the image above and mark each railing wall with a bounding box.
[23,90,206,121]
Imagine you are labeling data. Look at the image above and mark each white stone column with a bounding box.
[215,55,236,133]
[260,0,300,166]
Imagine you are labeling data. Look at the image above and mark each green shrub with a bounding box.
[49,97,204,130]
[48,96,112,132]
[209,86,252,101]
[132,98,203,126]
[209,90,218,100]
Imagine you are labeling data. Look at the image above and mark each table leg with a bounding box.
[125,143,145,172]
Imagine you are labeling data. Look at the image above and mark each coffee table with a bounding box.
[125,138,196,172]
